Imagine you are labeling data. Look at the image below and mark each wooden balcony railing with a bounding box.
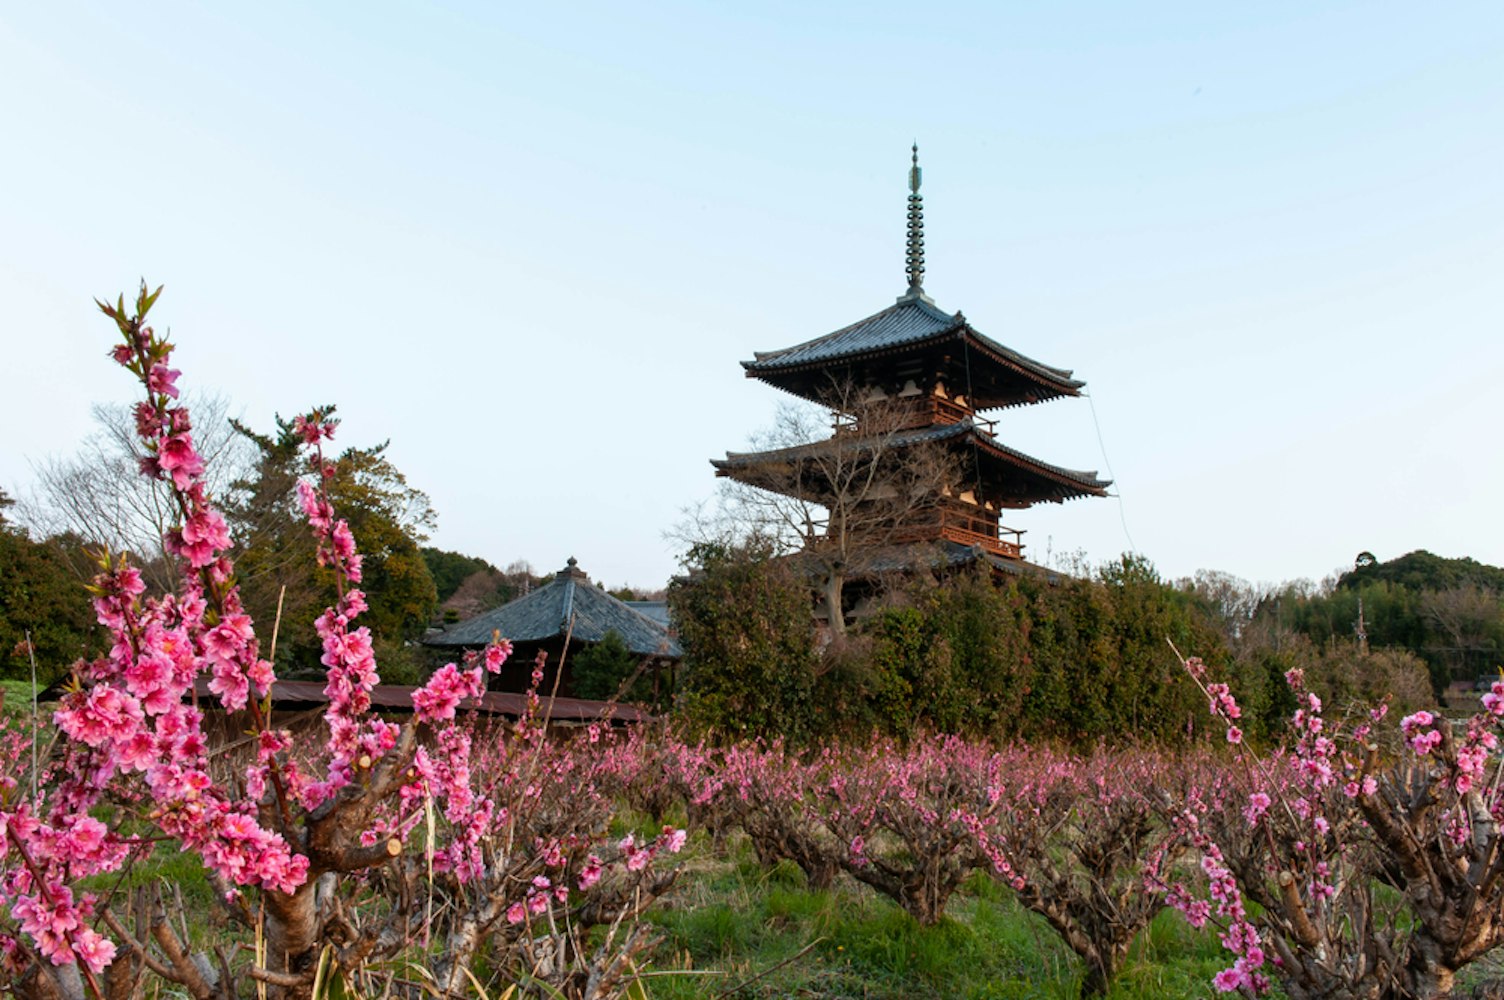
[939,524,1022,559]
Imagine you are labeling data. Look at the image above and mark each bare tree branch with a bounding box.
[712,375,959,637]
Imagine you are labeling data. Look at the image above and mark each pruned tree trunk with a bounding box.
[822,570,847,639]
[263,882,320,1000]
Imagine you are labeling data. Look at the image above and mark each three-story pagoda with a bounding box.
[713,148,1109,572]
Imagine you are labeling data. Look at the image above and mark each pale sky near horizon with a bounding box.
[1,2,1500,593]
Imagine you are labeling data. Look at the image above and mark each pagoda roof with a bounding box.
[742,294,1085,410]
[713,419,1110,506]
[424,558,681,658]
[812,539,1071,583]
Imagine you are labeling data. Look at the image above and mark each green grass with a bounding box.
[0,678,45,721]
[639,837,1251,999]
[80,842,221,921]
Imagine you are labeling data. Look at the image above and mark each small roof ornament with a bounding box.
[902,143,930,303]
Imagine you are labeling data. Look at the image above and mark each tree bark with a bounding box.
[822,570,847,639]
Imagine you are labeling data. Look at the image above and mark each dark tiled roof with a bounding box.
[713,419,1110,496]
[424,559,682,658]
[624,601,671,629]
[191,678,652,723]
[833,540,1069,584]
[743,295,1084,397]
[748,296,958,367]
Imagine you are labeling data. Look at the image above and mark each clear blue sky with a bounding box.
[2,2,1500,591]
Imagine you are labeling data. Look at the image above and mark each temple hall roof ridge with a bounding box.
[425,557,681,658]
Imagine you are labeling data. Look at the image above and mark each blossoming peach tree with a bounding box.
[1169,648,1504,999]
[977,747,1200,999]
[0,286,684,1000]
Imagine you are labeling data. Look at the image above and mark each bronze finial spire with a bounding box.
[904,143,926,297]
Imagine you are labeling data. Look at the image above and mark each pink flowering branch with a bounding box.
[719,740,841,889]
[371,708,685,997]
[810,734,1006,925]
[1163,642,1504,999]
[0,284,702,1000]
[981,748,1199,998]
[0,287,314,1000]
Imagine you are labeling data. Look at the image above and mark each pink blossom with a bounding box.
[1243,792,1271,827]
[292,414,324,444]
[484,639,513,673]
[208,658,250,712]
[156,434,204,489]
[1401,710,1435,733]
[246,658,275,696]
[72,927,117,975]
[203,614,253,660]
[412,663,484,723]
[1213,966,1244,992]
[173,509,231,567]
[55,686,144,748]
[146,363,181,398]
[579,855,604,890]
[296,480,327,525]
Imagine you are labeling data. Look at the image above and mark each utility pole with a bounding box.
[1354,597,1370,657]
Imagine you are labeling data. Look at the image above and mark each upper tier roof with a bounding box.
[742,293,1085,410]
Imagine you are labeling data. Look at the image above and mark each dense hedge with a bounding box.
[670,549,1433,746]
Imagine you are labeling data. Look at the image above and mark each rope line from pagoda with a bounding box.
[961,338,987,505]
[1085,389,1138,557]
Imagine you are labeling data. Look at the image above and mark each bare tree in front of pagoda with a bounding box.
[717,378,957,640]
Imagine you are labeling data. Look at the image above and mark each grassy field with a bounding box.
[39,786,1504,998]
[0,678,44,720]
[635,834,1238,1000]
[80,808,1240,999]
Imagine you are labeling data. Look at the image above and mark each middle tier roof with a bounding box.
[713,418,1110,508]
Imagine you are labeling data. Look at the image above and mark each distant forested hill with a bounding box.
[1280,550,1504,697]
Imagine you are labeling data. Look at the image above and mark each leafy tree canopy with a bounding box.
[0,488,101,683]
[224,409,438,675]
[422,547,498,604]
[670,536,819,742]
[571,630,653,704]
